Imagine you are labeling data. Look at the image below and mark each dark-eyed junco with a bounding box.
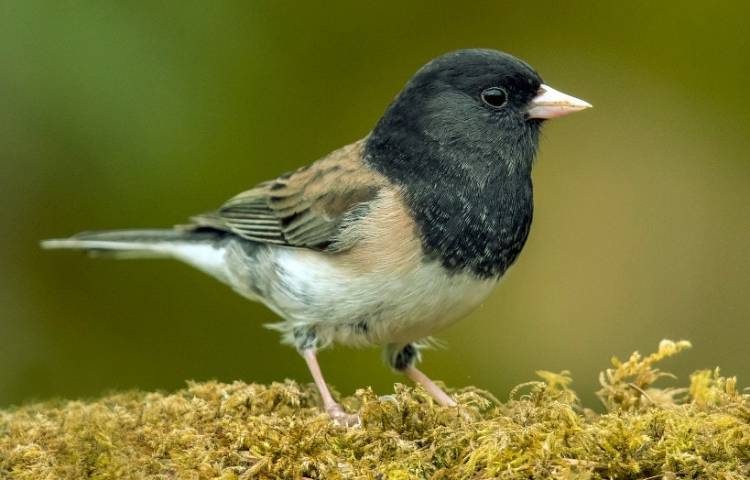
[43,49,590,425]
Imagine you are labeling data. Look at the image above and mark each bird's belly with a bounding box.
[233,246,498,348]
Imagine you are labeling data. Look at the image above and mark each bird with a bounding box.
[42,49,591,425]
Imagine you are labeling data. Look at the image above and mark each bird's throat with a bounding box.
[365,135,534,279]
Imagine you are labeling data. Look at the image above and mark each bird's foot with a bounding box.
[326,404,360,427]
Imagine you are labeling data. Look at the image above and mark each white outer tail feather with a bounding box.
[41,239,171,255]
[41,236,229,282]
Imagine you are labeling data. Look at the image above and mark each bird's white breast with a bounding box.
[225,244,498,348]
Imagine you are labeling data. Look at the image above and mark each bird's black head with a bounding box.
[365,49,590,278]
[366,49,545,181]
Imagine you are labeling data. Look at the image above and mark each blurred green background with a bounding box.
[1,1,749,409]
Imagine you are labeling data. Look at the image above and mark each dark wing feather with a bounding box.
[187,139,386,249]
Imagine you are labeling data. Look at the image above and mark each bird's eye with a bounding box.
[480,87,508,108]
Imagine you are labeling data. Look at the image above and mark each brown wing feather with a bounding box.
[188,139,387,249]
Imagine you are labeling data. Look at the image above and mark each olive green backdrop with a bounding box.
[1,1,748,408]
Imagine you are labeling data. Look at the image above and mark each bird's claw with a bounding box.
[378,394,398,404]
[326,404,360,427]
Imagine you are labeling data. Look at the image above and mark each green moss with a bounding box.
[2,340,749,479]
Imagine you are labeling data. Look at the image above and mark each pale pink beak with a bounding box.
[527,84,592,119]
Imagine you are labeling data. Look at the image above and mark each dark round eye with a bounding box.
[480,87,508,108]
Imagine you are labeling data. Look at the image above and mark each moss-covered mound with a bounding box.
[2,340,749,479]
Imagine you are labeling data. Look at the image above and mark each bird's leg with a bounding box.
[403,365,457,407]
[385,343,457,407]
[301,349,359,426]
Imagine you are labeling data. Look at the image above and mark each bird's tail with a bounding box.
[41,229,230,279]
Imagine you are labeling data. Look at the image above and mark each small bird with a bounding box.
[42,49,590,425]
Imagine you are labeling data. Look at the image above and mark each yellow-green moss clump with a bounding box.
[2,340,749,479]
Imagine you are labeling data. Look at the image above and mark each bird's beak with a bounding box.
[527,84,592,119]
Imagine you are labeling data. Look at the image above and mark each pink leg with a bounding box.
[404,365,457,407]
[302,350,359,426]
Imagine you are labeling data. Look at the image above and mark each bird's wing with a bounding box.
[187,139,387,250]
